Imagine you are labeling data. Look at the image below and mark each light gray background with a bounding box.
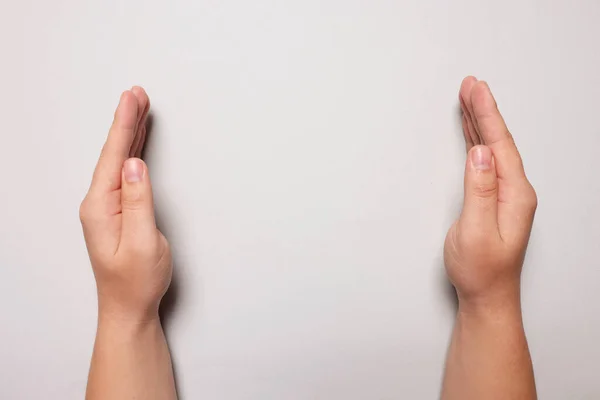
[1,0,599,399]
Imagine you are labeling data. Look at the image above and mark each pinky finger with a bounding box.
[134,125,148,158]
[130,127,142,158]
[462,114,474,152]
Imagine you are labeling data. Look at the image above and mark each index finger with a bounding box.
[470,81,527,182]
[89,90,139,195]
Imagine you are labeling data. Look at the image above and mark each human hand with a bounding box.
[80,88,172,322]
[444,77,537,312]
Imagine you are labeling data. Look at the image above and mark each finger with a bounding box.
[130,126,143,159]
[131,117,148,159]
[459,76,482,143]
[460,145,499,233]
[459,76,478,103]
[470,81,527,182]
[134,125,147,158]
[90,91,139,194]
[461,104,480,147]
[465,113,480,146]
[462,114,474,152]
[120,158,157,246]
[131,86,150,126]
[130,87,150,158]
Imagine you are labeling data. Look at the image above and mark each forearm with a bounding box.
[86,315,177,400]
[442,298,536,400]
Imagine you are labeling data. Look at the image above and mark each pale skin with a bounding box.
[81,79,536,399]
[80,88,176,400]
[441,77,538,399]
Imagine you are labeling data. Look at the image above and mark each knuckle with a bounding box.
[121,196,144,211]
[473,182,497,198]
[161,237,171,253]
[161,239,172,262]
[79,198,92,222]
[522,184,538,211]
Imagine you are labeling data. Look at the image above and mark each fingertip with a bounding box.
[115,90,139,130]
[468,145,494,171]
[131,86,149,103]
[119,89,137,105]
[123,157,146,184]
[471,81,497,110]
[459,76,478,100]
[120,157,156,231]
[131,86,151,124]
[461,145,498,228]
[473,80,489,93]
[462,75,478,86]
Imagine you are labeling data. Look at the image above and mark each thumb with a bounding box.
[121,158,157,244]
[460,145,499,232]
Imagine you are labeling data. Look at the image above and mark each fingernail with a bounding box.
[124,158,144,183]
[471,146,492,170]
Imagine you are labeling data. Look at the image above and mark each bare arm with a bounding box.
[442,77,537,400]
[80,88,177,400]
[87,317,176,400]
[443,301,535,399]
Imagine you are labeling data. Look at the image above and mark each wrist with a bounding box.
[457,287,522,322]
[97,299,161,327]
[457,285,521,317]
[455,293,527,350]
[94,313,165,358]
[97,311,162,339]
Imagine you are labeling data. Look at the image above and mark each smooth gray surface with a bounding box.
[1,0,599,398]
